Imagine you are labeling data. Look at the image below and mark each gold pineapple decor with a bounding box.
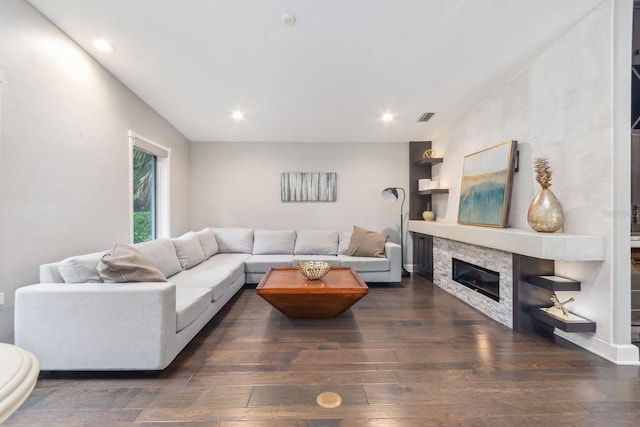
[527,156,564,232]
[534,157,552,189]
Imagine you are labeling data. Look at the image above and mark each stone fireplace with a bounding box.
[433,237,514,328]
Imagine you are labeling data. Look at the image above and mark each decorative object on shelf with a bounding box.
[527,157,564,232]
[381,187,411,277]
[548,293,575,318]
[281,172,337,202]
[418,179,431,191]
[457,140,518,228]
[422,148,435,159]
[422,201,435,221]
[297,261,331,280]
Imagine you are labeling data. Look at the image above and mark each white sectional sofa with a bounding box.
[15,227,401,371]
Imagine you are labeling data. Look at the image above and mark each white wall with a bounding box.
[191,141,409,251]
[0,0,192,342]
[430,0,638,363]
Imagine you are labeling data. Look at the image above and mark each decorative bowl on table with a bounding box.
[297,261,331,280]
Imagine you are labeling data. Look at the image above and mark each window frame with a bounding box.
[128,130,171,243]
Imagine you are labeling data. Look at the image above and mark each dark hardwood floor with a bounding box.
[8,275,640,426]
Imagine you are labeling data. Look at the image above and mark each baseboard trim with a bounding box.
[554,330,640,365]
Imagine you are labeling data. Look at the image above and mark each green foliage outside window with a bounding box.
[133,149,155,243]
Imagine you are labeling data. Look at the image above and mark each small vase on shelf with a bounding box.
[527,157,563,233]
[422,202,435,221]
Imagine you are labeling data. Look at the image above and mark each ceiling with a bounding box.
[27,0,603,143]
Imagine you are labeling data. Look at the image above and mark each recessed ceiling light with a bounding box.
[381,113,394,122]
[232,110,244,120]
[93,39,114,53]
[281,13,296,27]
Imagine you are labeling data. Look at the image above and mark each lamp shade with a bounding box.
[381,187,399,202]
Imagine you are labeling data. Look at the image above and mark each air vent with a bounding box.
[417,112,435,123]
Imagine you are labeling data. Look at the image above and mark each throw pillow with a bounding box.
[346,226,388,258]
[195,228,219,258]
[172,232,207,269]
[97,244,167,283]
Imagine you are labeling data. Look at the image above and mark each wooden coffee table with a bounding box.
[256,266,369,318]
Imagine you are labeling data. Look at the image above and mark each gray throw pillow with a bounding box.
[97,244,167,283]
[346,226,388,258]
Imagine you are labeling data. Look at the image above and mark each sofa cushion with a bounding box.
[134,238,182,278]
[253,229,296,255]
[210,228,254,253]
[58,251,107,283]
[293,255,341,266]
[294,230,338,255]
[200,253,251,283]
[346,226,388,258]
[175,286,212,332]
[195,228,219,258]
[245,255,293,273]
[171,265,234,302]
[339,255,390,272]
[97,244,167,283]
[338,231,352,255]
[172,232,206,269]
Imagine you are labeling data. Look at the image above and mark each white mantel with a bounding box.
[409,221,605,261]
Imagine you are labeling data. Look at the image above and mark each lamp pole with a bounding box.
[396,188,410,277]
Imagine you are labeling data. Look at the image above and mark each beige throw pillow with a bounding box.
[346,226,388,258]
[97,244,167,283]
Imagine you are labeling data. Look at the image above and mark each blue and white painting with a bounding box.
[281,172,337,202]
[458,141,516,228]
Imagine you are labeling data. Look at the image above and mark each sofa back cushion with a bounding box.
[97,244,167,283]
[134,238,182,278]
[172,232,207,269]
[210,228,254,253]
[195,228,219,258]
[253,229,297,255]
[338,231,352,255]
[294,230,338,255]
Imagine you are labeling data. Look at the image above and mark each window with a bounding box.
[129,131,170,243]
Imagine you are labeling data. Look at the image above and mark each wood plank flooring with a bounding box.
[7,275,640,426]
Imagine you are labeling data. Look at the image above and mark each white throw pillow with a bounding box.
[294,230,339,255]
[58,251,106,283]
[195,228,219,258]
[172,232,207,269]
[210,228,254,253]
[134,238,182,278]
[253,229,296,255]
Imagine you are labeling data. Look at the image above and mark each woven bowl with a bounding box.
[297,261,331,280]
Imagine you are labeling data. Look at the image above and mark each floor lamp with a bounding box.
[381,187,411,277]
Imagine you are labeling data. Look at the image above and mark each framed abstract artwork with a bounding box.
[281,172,337,202]
[457,140,518,228]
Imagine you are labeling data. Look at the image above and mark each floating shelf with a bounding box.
[530,307,596,333]
[415,157,443,166]
[526,275,581,291]
[417,189,449,196]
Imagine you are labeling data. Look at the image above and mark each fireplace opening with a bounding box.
[452,258,500,302]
